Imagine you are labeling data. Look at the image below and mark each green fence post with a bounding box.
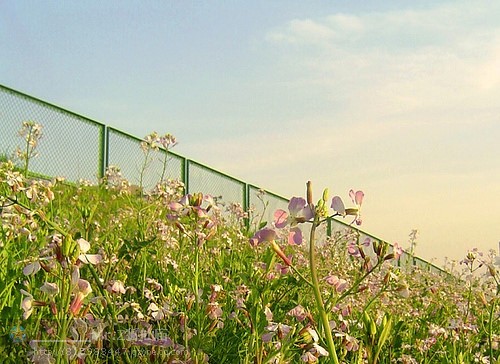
[244,184,250,230]
[104,126,110,175]
[184,159,190,195]
[99,125,107,179]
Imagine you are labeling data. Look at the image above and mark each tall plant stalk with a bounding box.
[307,182,339,364]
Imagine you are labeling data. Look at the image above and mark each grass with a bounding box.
[1,163,499,364]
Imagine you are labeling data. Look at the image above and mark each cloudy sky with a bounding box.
[2,1,499,265]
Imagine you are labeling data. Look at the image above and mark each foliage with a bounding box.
[0,123,499,364]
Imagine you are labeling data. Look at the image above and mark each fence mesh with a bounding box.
[0,85,104,183]
[0,83,447,276]
[107,128,183,190]
[187,161,245,208]
[247,185,289,229]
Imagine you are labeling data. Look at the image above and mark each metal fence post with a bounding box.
[184,159,190,195]
[326,217,332,238]
[99,125,107,179]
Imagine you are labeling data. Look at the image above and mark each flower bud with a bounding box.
[384,253,395,261]
[488,264,496,277]
[306,181,313,205]
[322,188,329,203]
[271,241,292,266]
[50,301,58,315]
[345,208,358,216]
[478,291,488,306]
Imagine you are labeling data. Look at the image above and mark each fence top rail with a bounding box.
[248,184,289,203]
[107,126,144,143]
[0,84,106,128]
[107,127,189,165]
[330,216,447,274]
[187,159,247,187]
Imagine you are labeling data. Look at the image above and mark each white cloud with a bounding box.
[237,2,500,263]
[266,18,335,44]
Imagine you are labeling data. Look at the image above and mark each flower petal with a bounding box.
[23,261,41,276]
[274,209,289,228]
[349,189,356,203]
[79,254,103,265]
[288,197,307,215]
[40,282,59,297]
[77,238,91,254]
[288,227,303,245]
[301,205,315,222]
[355,190,364,206]
[331,196,345,215]
[251,228,277,245]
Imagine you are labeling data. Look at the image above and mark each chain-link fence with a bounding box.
[0,85,105,183]
[106,127,184,190]
[0,83,447,276]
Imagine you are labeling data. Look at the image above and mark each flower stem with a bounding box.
[23,125,32,178]
[309,216,339,364]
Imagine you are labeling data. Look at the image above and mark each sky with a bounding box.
[1,1,500,266]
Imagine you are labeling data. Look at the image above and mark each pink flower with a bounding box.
[393,243,404,260]
[347,241,361,258]
[262,322,292,342]
[69,279,92,315]
[274,197,314,245]
[106,280,126,295]
[325,275,349,293]
[20,289,34,320]
[331,189,364,225]
[250,228,277,246]
[77,238,103,265]
[275,197,314,228]
[287,305,307,322]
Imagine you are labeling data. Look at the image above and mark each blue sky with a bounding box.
[2,1,499,265]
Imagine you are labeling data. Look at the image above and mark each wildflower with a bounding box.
[324,275,349,293]
[393,242,404,260]
[21,289,34,320]
[77,238,103,265]
[23,261,41,276]
[106,280,126,295]
[146,278,163,292]
[275,262,290,275]
[69,279,92,315]
[206,302,223,320]
[262,322,292,343]
[158,133,177,150]
[473,353,490,364]
[301,343,329,362]
[275,197,314,227]
[250,228,276,246]
[250,228,292,266]
[343,334,359,351]
[148,303,167,321]
[347,241,362,258]
[4,168,24,192]
[331,196,345,215]
[332,189,364,225]
[39,282,59,297]
[274,197,314,245]
[140,131,160,152]
[396,283,410,298]
[287,305,308,322]
[299,326,320,344]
